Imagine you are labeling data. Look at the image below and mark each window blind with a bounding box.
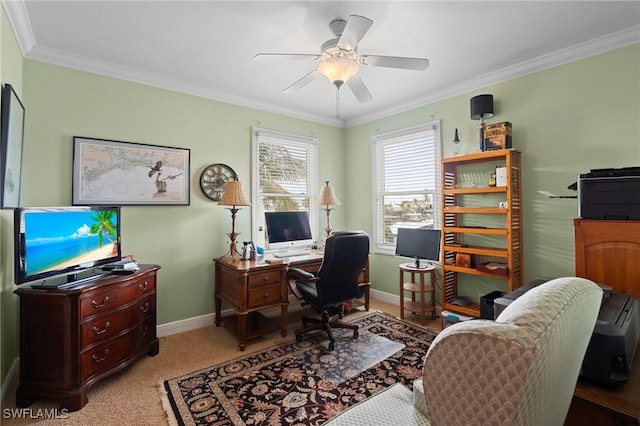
[251,127,319,245]
[372,122,441,254]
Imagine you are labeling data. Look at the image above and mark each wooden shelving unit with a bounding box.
[440,149,523,318]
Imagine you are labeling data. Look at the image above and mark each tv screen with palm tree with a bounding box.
[14,206,121,286]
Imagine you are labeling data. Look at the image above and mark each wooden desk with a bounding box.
[566,342,640,425]
[214,254,370,350]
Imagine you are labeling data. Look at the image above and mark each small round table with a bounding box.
[399,263,436,325]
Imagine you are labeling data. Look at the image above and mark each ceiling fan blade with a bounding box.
[361,55,429,70]
[254,53,319,61]
[283,70,321,94]
[337,15,373,51]
[347,74,373,103]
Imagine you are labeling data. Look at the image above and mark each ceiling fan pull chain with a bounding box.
[335,85,341,118]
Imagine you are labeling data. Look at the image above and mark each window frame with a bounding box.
[371,121,442,255]
[251,127,319,247]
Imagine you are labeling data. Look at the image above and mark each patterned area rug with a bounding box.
[161,311,437,426]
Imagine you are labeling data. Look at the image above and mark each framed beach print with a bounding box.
[72,137,190,205]
[1,83,26,209]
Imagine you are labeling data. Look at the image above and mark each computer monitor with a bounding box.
[395,227,441,269]
[264,211,313,253]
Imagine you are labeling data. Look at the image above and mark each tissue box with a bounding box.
[496,166,507,187]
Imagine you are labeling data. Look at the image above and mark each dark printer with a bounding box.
[495,278,640,386]
[580,291,640,385]
[578,166,640,220]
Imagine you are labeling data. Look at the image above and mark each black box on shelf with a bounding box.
[483,122,512,150]
[480,290,506,319]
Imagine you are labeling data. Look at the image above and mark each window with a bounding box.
[251,127,319,247]
[372,121,441,254]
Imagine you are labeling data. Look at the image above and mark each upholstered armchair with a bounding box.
[326,277,603,426]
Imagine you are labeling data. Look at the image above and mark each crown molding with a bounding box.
[344,25,640,128]
[24,44,344,128]
[2,0,36,55]
[4,0,638,129]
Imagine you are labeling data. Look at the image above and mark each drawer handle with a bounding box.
[140,325,149,336]
[91,296,110,308]
[263,293,270,299]
[139,281,148,291]
[92,349,109,363]
[92,321,110,335]
[263,276,269,282]
[140,302,150,313]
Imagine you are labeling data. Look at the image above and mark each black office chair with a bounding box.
[287,231,370,351]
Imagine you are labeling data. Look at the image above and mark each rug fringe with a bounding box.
[158,380,180,426]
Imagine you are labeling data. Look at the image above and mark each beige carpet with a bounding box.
[1,299,440,425]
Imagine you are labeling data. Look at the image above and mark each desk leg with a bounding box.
[280,304,288,337]
[214,296,221,327]
[363,285,370,311]
[237,313,247,351]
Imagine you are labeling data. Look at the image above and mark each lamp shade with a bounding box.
[318,57,360,85]
[218,180,251,206]
[318,181,341,206]
[470,94,495,120]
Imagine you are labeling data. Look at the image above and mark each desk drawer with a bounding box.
[247,283,281,308]
[248,271,281,288]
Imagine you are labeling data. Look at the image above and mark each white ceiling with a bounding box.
[4,1,640,127]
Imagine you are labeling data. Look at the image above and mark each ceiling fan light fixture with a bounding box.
[318,57,360,85]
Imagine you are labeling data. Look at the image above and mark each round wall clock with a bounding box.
[199,163,237,201]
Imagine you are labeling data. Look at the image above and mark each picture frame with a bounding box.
[72,136,190,205]
[1,83,26,209]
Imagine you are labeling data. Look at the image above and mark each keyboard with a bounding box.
[273,251,309,258]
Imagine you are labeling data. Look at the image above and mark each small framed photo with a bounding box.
[1,83,26,209]
[73,136,190,205]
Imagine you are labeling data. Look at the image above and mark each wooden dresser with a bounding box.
[14,264,160,411]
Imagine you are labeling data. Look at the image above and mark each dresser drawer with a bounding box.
[80,316,155,382]
[80,275,156,320]
[247,283,281,308]
[81,293,155,349]
[248,271,281,288]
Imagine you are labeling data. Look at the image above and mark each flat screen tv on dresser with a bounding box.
[14,206,121,287]
[13,206,161,411]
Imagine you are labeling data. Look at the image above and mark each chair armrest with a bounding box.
[287,267,319,300]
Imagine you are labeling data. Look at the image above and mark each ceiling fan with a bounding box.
[254,14,429,115]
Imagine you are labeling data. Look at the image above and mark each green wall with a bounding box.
[20,60,346,324]
[1,5,638,389]
[1,6,24,390]
[346,44,640,298]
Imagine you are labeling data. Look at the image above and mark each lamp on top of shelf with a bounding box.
[318,180,341,239]
[218,179,251,260]
[470,94,494,152]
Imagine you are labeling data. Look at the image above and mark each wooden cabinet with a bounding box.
[574,219,640,298]
[214,254,370,350]
[440,149,523,318]
[15,265,160,411]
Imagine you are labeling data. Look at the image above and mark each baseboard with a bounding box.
[1,358,19,406]
[157,289,441,338]
[370,288,442,318]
